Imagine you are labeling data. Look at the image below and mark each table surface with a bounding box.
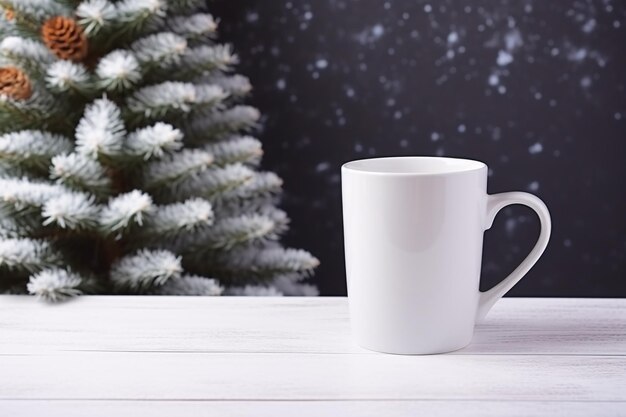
[0,296,625,417]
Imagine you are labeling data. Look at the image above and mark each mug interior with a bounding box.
[342,156,486,175]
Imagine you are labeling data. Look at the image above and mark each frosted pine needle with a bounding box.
[76,0,117,36]
[96,50,142,91]
[46,61,91,92]
[75,97,126,158]
[27,269,84,301]
[100,190,153,233]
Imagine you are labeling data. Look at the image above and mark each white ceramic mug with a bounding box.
[341,156,551,354]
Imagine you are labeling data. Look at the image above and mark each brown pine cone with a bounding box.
[0,67,32,100]
[41,16,88,61]
[4,8,15,21]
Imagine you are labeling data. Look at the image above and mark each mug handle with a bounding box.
[476,192,552,322]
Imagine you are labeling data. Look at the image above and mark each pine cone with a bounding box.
[41,16,88,61]
[0,67,32,100]
[4,9,15,21]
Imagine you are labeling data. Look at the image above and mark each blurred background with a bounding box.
[212,0,626,297]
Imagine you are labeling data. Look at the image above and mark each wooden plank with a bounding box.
[1,400,624,417]
[1,352,624,401]
[0,296,624,355]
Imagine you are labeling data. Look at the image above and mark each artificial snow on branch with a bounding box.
[0,0,69,23]
[182,212,280,253]
[213,246,320,280]
[99,190,153,235]
[110,248,182,291]
[125,122,183,160]
[132,32,187,68]
[178,44,237,76]
[50,152,112,197]
[42,192,100,230]
[27,268,86,301]
[140,197,213,238]
[0,238,62,273]
[0,217,34,238]
[227,285,283,296]
[273,274,320,296]
[114,0,167,35]
[165,13,217,40]
[45,60,92,94]
[0,130,73,170]
[166,0,206,14]
[216,171,283,209]
[0,88,59,134]
[149,274,222,295]
[75,0,117,36]
[163,162,253,202]
[0,36,55,71]
[186,105,260,143]
[204,135,263,167]
[0,177,70,214]
[200,74,251,99]
[125,81,226,122]
[75,96,126,159]
[96,50,141,91]
[141,148,213,189]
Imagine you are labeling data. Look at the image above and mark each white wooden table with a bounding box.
[0,296,624,416]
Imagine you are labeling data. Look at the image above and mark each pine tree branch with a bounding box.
[0,237,63,273]
[211,171,283,214]
[164,13,217,41]
[204,135,262,167]
[110,248,182,292]
[158,162,253,203]
[272,274,319,296]
[209,246,319,282]
[112,0,167,38]
[0,8,38,39]
[184,105,260,143]
[166,0,206,14]
[173,44,237,78]
[99,189,153,237]
[75,97,127,161]
[0,0,70,23]
[138,198,213,239]
[148,274,222,295]
[46,60,94,95]
[27,268,92,301]
[132,32,187,68]
[178,212,281,255]
[95,50,142,91]
[226,285,282,296]
[125,122,183,160]
[141,148,213,189]
[0,130,73,172]
[198,73,251,99]
[50,152,112,198]
[0,36,55,71]
[125,81,226,124]
[0,177,70,215]
[0,216,38,238]
[0,84,73,134]
[76,0,116,37]
[41,192,100,231]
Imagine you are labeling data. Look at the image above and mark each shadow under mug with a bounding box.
[341,156,551,354]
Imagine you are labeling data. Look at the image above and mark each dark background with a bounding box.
[212,0,626,297]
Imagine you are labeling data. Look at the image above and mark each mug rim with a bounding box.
[342,156,487,176]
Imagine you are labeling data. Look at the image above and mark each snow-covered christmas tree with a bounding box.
[0,0,318,301]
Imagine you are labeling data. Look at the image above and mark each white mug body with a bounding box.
[342,157,551,355]
[342,157,489,354]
